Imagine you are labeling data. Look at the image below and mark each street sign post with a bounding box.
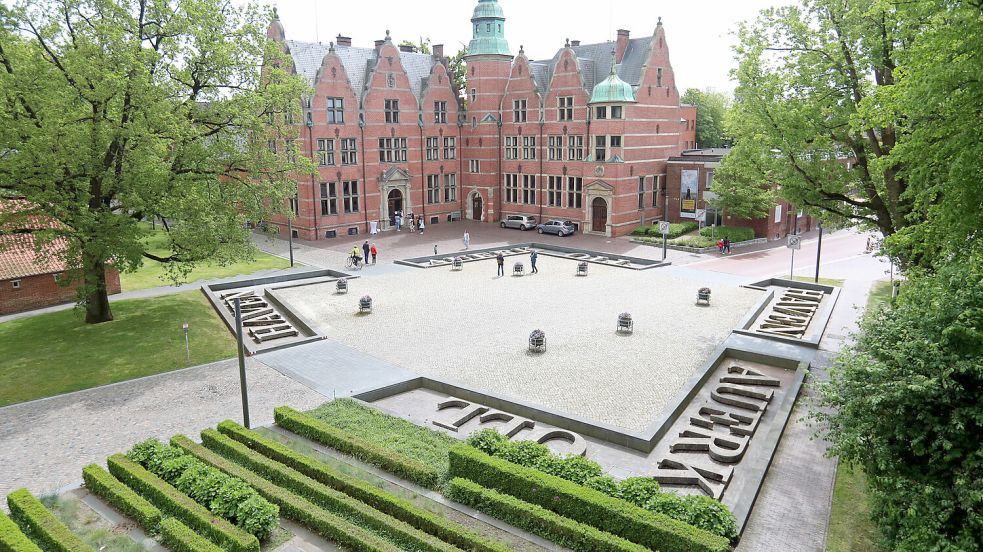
[182,322,190,363]
[787,234,802,279]
[659,221,671,261]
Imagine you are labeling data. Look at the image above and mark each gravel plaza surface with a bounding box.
[276,254,763,430]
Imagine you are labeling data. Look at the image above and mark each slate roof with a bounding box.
[286,39,438,106]
[528,36,652,99]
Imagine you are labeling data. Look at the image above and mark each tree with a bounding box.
[449,46,468,101]
[680,88,729,149]
[0,0,312,323]
[398,38,431,55]
[716,1,914,262]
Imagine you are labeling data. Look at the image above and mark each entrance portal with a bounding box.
[471,193,483,221]
[591,197,608,232]
[388,189,404,224]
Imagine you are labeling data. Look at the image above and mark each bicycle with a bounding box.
[345,255,363,270]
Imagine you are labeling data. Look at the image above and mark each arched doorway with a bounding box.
[471,193,483,221]
[388,189,403,224]
[591,197,608,232]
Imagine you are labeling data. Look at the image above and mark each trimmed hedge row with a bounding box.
[0,509,42,552]
[82,464,162,533]
[631,222,699,239]
[170,434,402,552]
[275,406,442,489]
[699,225,755,242]
[447,478,647,552]
[159,518,224,552]
[197,429,458,552]
[448,446,730,552]
[106,454,260,552]
[216,420,509,552]
[5,489,95,552]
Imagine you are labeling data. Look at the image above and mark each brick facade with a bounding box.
[266,1,697,239]
[0,269,121,316]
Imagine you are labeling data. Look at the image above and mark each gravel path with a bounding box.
[0,358,326,503]
[276,255,762,430]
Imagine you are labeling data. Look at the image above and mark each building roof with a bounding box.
[668,148,731,163]
[286,40,439,106]
[529,35,651,98]
[590,68,637,103]
[0,234,66,280]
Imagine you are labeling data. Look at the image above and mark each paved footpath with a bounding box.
[0,358,327,504]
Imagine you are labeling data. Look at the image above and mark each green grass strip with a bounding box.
[6,489,95,552]
[0,509,42,552]
[170,434,402,552]
[275,406,443,489]
[446,478,648,552]
[217,420,510,552]
[448,445,730,552]
[82,464,162,533]
[159,518,225,552]
[195,429,460,552]
[106,454,259,552]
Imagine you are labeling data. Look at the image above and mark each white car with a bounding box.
[500,215,537,230]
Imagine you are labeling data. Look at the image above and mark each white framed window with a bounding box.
[443,173,457,202]
[443,136,456,159]
[343,181,359,213]
[505,136,518,160]
[340,138,357,165]
[595,106,607,120]
[316,138,334,166]
[425,137,439,161]
[320,182,338,215]
[11,279,22,289]
[775,204,783,223]
[548,136,563,160]
[469,159,480,173]
[522,174,536,204]
[611,105,623,119]
[706,170,714,190]
[427,174,440,204]
[558,96,573,121]
[638,176,646,210]
[547,176,563,207]
[566,176,583,208]
[434,101,447,124]
[568,135,584,160]
[327,97,344,123]
[378,137,407,163]
[513,99,527,123]
[653,175,661,207]
[522,136,536,160]
[594,135,607,161]
[384,99,399,123]
[505,174,519,203]
[470,88,477,103]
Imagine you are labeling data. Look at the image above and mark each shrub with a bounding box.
[158,518,224,552]
[668,236,718,249]
[448,445,729,552]
[216,420,509,552]
[446,478,648,552]
[6,488,95,552]
[126,438,278,540]
[106,454,260,552]
[699,225,755,242]
[0,509,42,552]
[665,222,700,238]
[82,464,162,533]
[171,435,402,552]
[275,406,443,489]
[619,477,663,508]
[196,430,456,552]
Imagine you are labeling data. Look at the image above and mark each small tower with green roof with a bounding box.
[468,0,511,57]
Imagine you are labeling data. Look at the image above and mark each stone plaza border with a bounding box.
[735,278,841,349]
[201,269,352,355]
[394,243,672,270]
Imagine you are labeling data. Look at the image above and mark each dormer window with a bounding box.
[595,106,607,120]
[611,106,623,119]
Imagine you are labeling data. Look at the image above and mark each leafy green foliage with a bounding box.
[812,254,983,550]
[618,478,663,508]
[6,488,95,552]
[699,226,755,242]
[680,89,730,149]
[447,478,648,552]
[158,518,224,552]
[215,420,509,552]
[631,222,698,238]
[0,508,42,552]
[0,0,313,322]
[126,439,278,540]
[81,464,162,533]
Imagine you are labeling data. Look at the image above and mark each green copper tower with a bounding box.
[468,0,510,56]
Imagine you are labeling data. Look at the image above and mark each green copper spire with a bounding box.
[468,0,510,56]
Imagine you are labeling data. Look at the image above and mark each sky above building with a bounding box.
[244,0,799,95]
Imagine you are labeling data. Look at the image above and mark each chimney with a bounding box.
[432,44,444,59]
[374,39,385,50]
[399,44,417,53]
[336,35,352,47]
[615,29,630,64]
[570,40,580,47]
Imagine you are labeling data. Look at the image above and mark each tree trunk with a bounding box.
[84,253,113,324]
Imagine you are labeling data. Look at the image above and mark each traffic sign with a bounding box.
[787,235,802,250]
[658,221,671,235]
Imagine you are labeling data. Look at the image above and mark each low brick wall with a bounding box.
[0,269,121,315]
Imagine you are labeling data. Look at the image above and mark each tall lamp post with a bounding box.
[814,223,823,283]
[233,298,251,428]
[287,215,295,268]
[662,178,669,261]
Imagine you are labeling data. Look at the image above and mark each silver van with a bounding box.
[500,215,537,231]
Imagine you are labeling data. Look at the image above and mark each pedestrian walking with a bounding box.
[717,239,724,253]
[866,236,872,253]
[408,215,416,233]
[530,250,539,274]
[723,236,731,254]
[370,243,378,264]
[362,241,370,264]
[496,252,505,277]
[395,211,402,231]
[463,231,470,250]
[434,244,438,255]
[419,218,425,234]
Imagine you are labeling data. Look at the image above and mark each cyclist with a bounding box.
[349,245,362,268]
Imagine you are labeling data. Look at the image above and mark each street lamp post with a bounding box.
[233,298,251,428]
[662,179,669,261]
[182,322,190,363]
[814,223,823,283]
[287,216,295,268]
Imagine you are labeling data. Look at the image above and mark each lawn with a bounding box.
[306,398,458,480]
[790,275,845,287]
[120,225,292,291]
[866,279,894,311]
[826,464,884,552]
[0,291,235,407]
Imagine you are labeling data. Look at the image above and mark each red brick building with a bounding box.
[666,148,818,240]
[266,0,696,239]
[0,235,121,315]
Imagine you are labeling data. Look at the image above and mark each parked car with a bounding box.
[500,215,537,230]
[536,220,576,236]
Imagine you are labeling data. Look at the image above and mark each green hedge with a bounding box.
[447,478,647,552]
[106,454,259,552]
[699,226,755,242]
[82,464,162,533]
[170,435,402,552]
[5,489,95,552]
[632,222,699,239]
[275,406,443,489]
[0,509,42,552]
[448,446,729,552]
[668,236,718,249]
[159,518,224,552]
[197,429,456,552]
[216,421,508,552]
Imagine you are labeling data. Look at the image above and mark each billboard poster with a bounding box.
[680,169,698,218]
